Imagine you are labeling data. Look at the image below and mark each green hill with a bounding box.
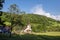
[1,13,60,32]
[21,14,60,32]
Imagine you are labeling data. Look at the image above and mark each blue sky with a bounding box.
[2,0,60,20]
[3,0,60,15]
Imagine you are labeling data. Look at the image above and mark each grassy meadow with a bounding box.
[32,32,60,36]
[0,32,60,40]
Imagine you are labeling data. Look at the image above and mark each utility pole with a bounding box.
[0,0,5,25]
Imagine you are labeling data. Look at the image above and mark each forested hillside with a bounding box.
[1,12,60,32]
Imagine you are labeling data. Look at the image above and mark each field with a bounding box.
[32,32,60,36]
[0,32,60,40]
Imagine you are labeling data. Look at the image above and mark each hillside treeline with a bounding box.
[0,12,60,32]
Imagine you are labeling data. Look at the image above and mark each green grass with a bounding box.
[32,32,60,36]
[0,32,60,40]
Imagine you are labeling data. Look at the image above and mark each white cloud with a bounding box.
[55,15,60,21]
[31,5,60,21]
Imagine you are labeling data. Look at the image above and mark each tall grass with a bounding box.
[0,32,60,40]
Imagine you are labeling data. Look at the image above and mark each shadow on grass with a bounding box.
[0,33,60,40]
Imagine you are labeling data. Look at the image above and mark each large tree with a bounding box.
[8,4,20,24]
[8,4,21,34]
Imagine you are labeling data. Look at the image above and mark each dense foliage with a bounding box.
[1,12,60,32]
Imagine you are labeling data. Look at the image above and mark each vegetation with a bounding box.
[1,12,60,32]
[0,33,60,40]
